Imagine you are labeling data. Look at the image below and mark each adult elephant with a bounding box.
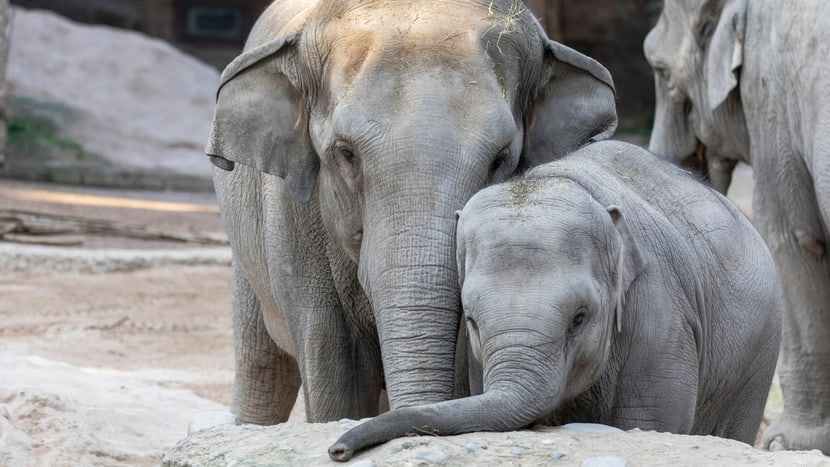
[644,0,830,453]
[206,0,616,424]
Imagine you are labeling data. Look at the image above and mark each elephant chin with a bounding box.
[676,143,708,179]
[674,144,737,195]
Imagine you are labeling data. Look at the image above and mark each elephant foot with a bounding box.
[762,416,830,455]
[188,410,238,435]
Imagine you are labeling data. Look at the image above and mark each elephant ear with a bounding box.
[606,206,646,333]
[454,210,467,288]
[522,41,618,168]
[700,0,748,110]
[205,35,319,202]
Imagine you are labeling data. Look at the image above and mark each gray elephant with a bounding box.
[644,0,830,453]
[328,141,782,462]
[205,0,617,424]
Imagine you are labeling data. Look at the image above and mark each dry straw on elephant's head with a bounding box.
[483,0,527,53]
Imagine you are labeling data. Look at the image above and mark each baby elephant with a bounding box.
[328,141,782,461]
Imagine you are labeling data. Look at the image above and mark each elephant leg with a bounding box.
[295,283,383,422]
[756,154,830,454]
[709,352,778,445]
[231,266,301,425]
[282,231,384,422]
[761,251,830,453]
[299,328,384,422]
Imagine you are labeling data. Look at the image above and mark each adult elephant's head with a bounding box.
[206,0,616,410]
[643,0,749,193]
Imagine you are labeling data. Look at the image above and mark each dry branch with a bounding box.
[0,209,228,246]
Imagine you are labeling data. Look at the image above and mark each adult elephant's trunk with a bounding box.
[647,75,698,167]
[359,182,468,409]
[328,359,564,462]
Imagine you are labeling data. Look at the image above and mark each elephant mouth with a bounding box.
[352,230,363,242]
[677,142,708,178]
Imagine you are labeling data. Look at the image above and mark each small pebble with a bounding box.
[207,450,228,461]
[582,456,628,467]
[541,439,555,446]
[399,441,414,450]
[415,449,447,464]
[511,448,522,457]
[466,442,480,453]
[561,423,624,434]
[552,451,567,460]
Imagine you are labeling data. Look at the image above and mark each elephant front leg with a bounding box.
[231,268,301,425]
[761,246,830,454]
[297,316,385,422]
[283,246,385,423]
[755,161,830,454]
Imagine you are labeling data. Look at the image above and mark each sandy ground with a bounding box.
[0,180,238,466]
[2,167,825,466]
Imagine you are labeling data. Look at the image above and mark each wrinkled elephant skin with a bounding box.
[644,0,830,453]
[328,141,781,461]
[205,0,617,424]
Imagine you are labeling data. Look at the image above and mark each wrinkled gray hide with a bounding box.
[205,0,617,425]
[328,141,781,461]
[644,0,830,453]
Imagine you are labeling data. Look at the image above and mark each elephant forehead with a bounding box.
[463,209,594,265]
[464,178,596,222]
[318,1,530,78]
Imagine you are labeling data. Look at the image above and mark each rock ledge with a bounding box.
[163,420,830,466]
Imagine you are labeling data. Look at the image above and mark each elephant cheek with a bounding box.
[319,173,364,262]
[562,331,611,400]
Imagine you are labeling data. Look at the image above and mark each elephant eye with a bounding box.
[489,148,511,180]
[465,314,479,331]
[335,146,356,165]
[465,314,482,363]
[571,309,587,328]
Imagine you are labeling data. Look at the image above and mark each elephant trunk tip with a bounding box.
[328,442,354,462]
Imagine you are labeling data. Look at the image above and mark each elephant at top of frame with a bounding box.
[205,0,617,425]
[644,0,830,453]
[328,140,782,462]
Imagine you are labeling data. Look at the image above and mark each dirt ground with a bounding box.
[0,166,808,466]
[0,181,234,404]
[0,179,239,465]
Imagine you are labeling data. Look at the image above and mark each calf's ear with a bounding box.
[606,206,646,332]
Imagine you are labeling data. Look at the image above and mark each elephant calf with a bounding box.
[329,141,782,461]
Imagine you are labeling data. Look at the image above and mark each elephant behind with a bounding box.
[205,0,617,425]
[328,141,782,461]
[644,0,830,453]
